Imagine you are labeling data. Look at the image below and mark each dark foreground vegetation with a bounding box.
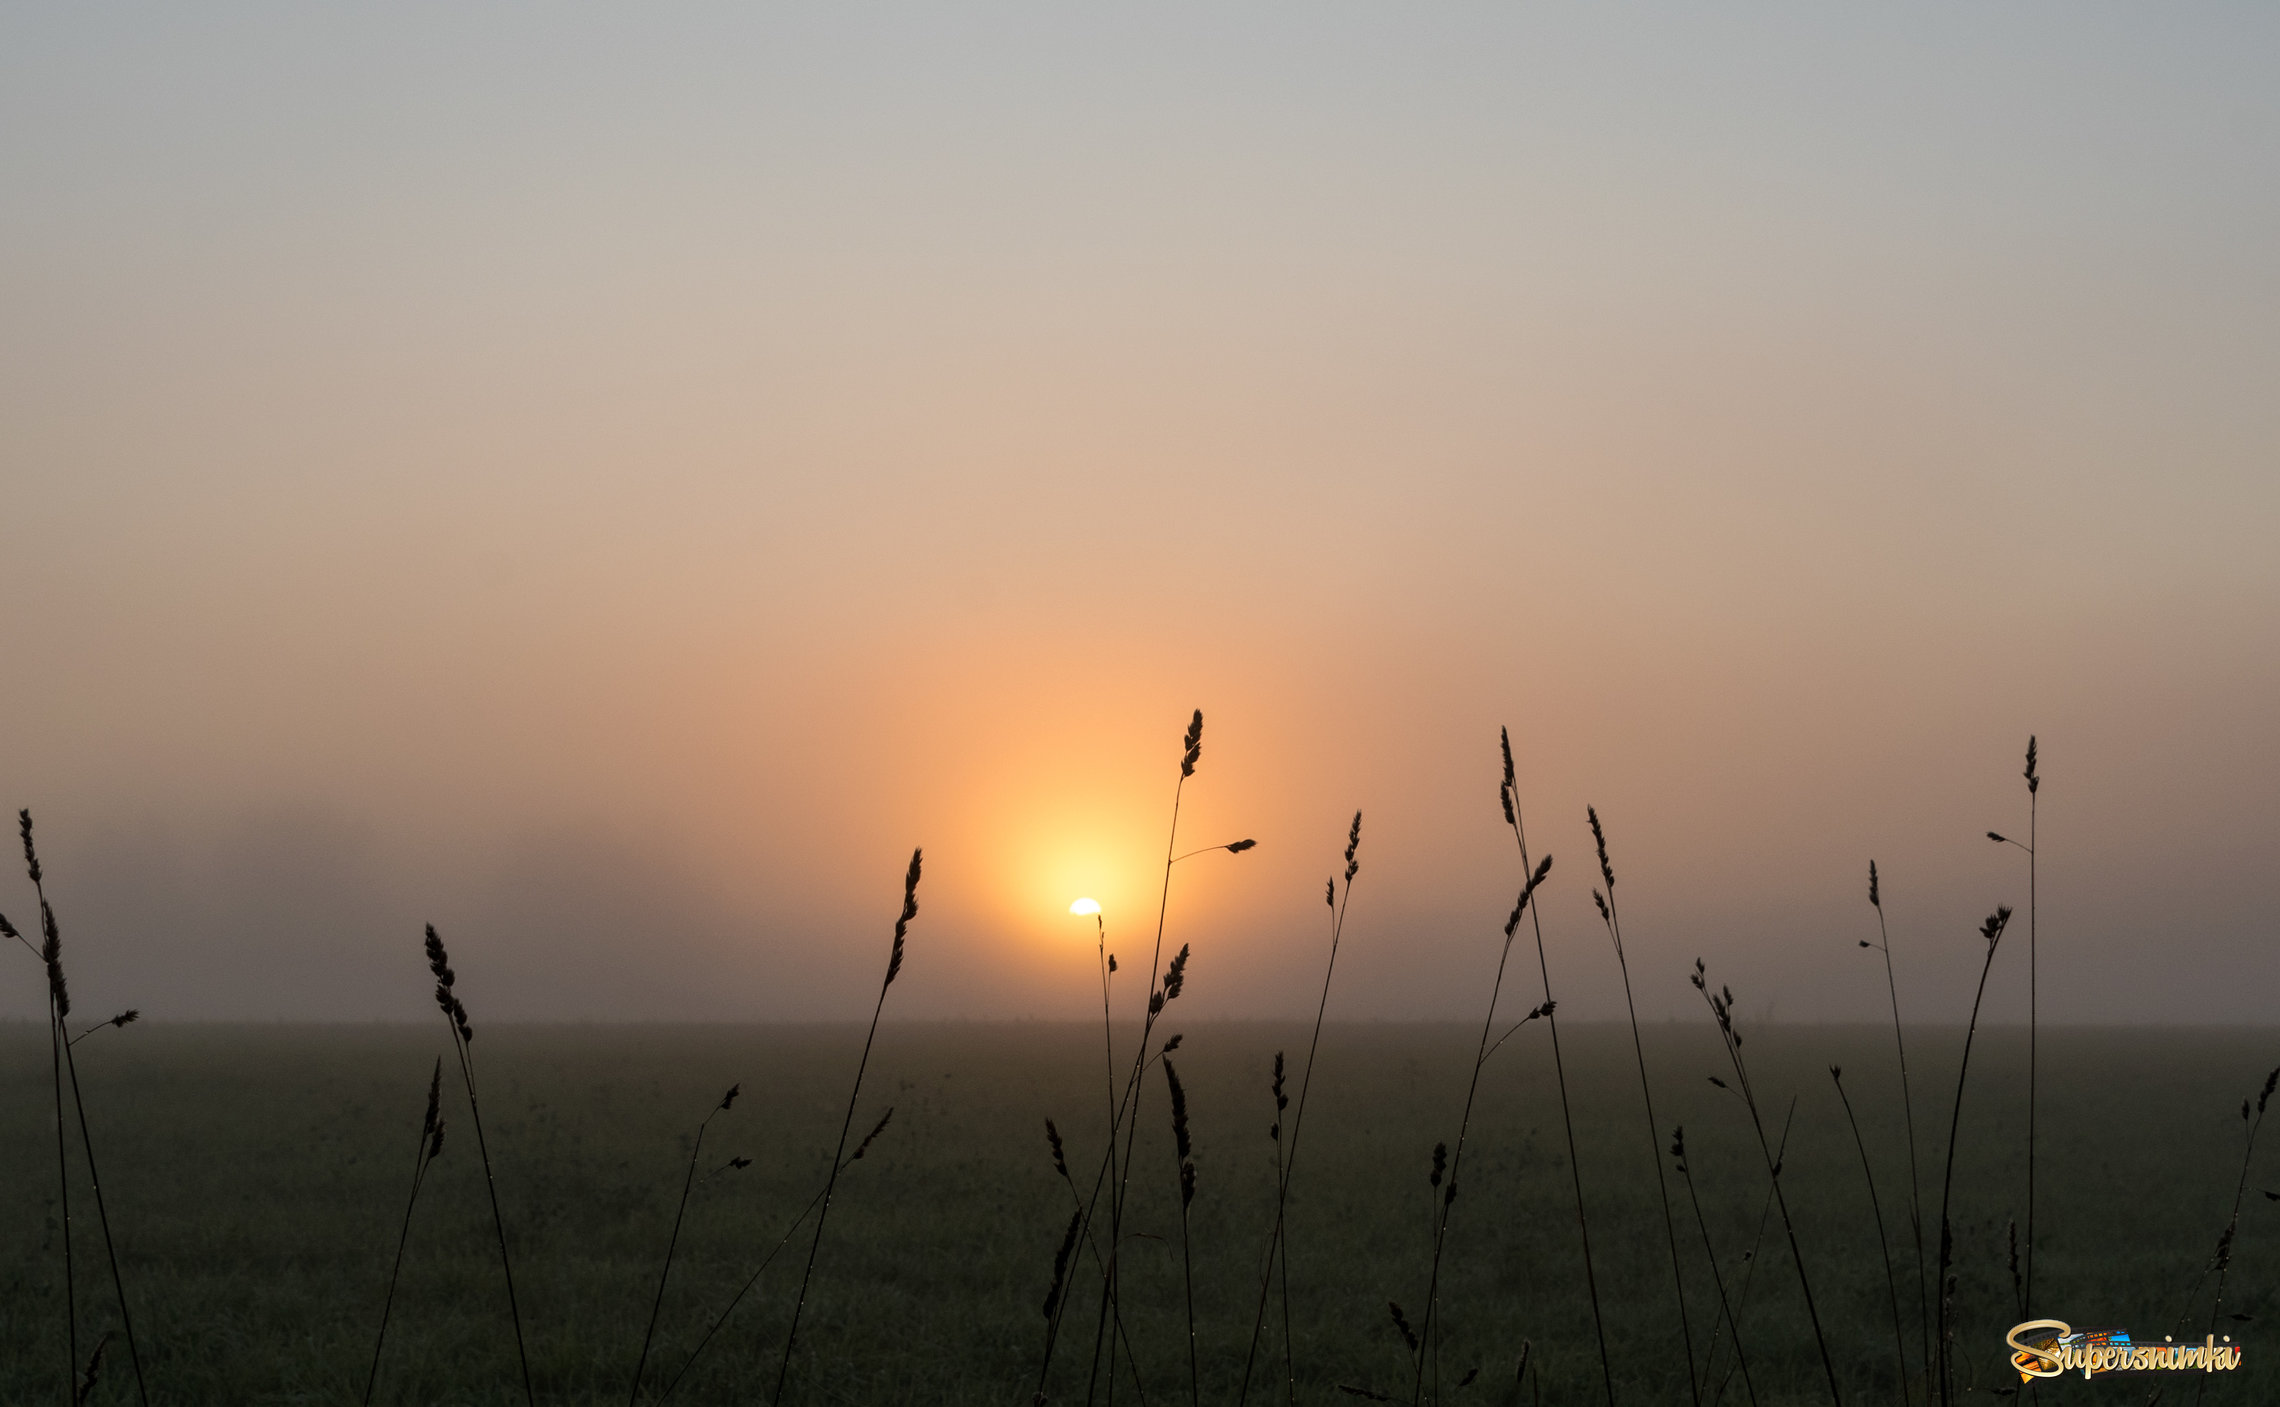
[1,1020,2273,1404]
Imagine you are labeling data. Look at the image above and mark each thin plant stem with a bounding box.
[1589,807,1699,1405]
[1933,907,2012,1407]
[629,1087,738,1407]
[1500,731,1616,1405]
[23,827,151,1407]
[1164,1058,1199,1407]
[1831,1067,1910,1406]
[1671,1126,1757,1407]
[652,1104,894,1404]
[1693,961,1843,1406]
[652,1188,823,1404]
[1034,1120,1160,1407]
[1708,1101,1795,1407]
[1239,812,1362,1407]
[364,1060,444,1406]
[1083,917,1122,1407]
[1866,864,1931,1395]
[1412,852,1551,1406]
[5,843,74,1404]
[2191,1066,2277,1406]
[775,847,921,1405]
[52,989,78,1405]
[2025,751,2038,1314]
[424,924,534,1407]
[1071,714,1226,1407]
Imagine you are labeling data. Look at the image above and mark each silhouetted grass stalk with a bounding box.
[652,1107,891,1406]
[627,1084,739,1407]
[1831,1065,1909,1406]
[1238,811,1362,1407]
[364,1058,446,1405]
[1589,806,1699,1405]
[1499,729,1615,1405]
[1411,849,1551,1405]
[1094,710,1216,1407]
[1705,1099,1797,1406]
[1862,861,1931,1394]
[2190,1066,2277,1405]
[1932,906,2011,1407]
[423,922,534,1407]
[1693,960,1843,1405]
[1165,1057,1199,1407]
[22,811,150,1407]
[774,846,922,1404]
[4,898,77,1397]
[1670,1126,1756,1407]
[1987,740,2040,1315]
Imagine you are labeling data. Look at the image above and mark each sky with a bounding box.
[2,4,2275,1026]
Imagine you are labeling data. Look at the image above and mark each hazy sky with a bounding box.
[3,4,2275,1026]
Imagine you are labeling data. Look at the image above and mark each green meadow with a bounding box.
[3,1020,2273,1404]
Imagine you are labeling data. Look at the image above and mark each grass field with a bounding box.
[3,1020,2273,1404]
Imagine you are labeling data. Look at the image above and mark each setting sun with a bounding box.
[1068,897,1101,917]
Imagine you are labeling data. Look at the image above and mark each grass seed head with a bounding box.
[1868,860,1880,908]
[1181,709,1203,778]
[1044,1119,1069,1179]
[1429,1141,1446,1187]
[1982,906,2013,945]
[2260,1066,2279,1115]
[1504,853,1553,936]
[1166,1057,1191,1160]
[43,921,69,1017]
[1042,1208,1082,1319]
[1225,838,1256,854]
[1344,810,1362,880]
[2025,735,2039,794]
[74,1331,108,1406]
[18,809,40,885]
[1389,1301,1419,1355]
[1587,805,1613,890]
[887,847,922,988]
[851,1106,894,1161]
[719,1083,740,1112]
[1162,943,1189,1003]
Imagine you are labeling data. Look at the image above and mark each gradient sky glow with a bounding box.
[3,4,2276,1025]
